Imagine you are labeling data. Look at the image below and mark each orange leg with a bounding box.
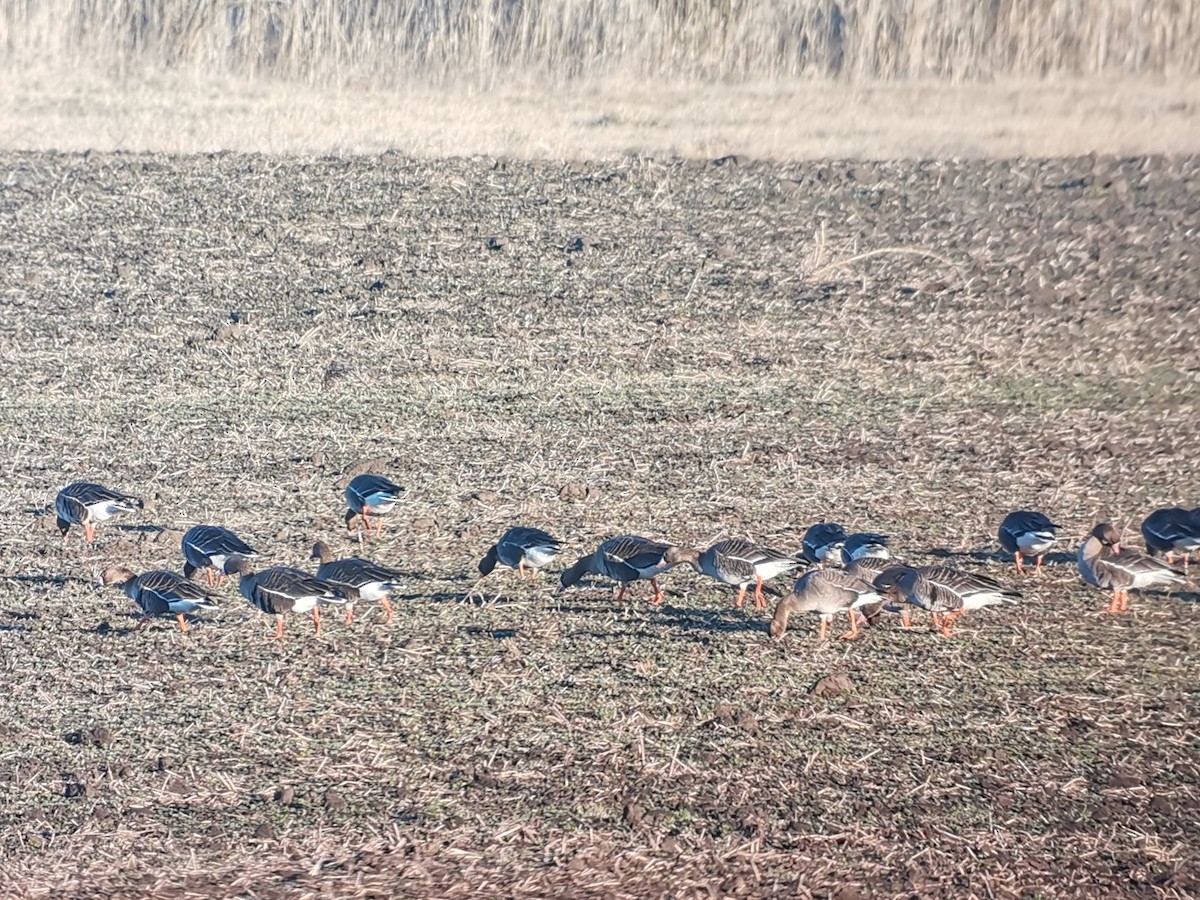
[375,515,384,537]
[818,617,829,641]
[84,522,96,543]
[615,584,628,603]
[1014,553,1025,575]
[734,587,747,609]
[649,578,663,605]
[1034,554,1045,574]
[1103,592,1123,615]
[312,606,322,636]
[753,576,766,610]
[931,611,943,634]
[380,597,394,624]
[204,569,215,587]
[176,613,189,633]
[900,609,912,629]
[838,610,860,640]
[528,568,538,582]
[1118,590,1131,613]
[136,616,150,632]
[940,610,964,635]
[517,562,527,579]
[273,617,285,640]
[345,604,355,625]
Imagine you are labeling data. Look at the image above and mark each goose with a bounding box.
[98,566,217,633]
[557,535,684,604]
[311,541,404,624]
[181,524,257,586]
[997,510,1060,574]
[1140,507,1200,572]
[479,526,562,579]
[769,568,883,640]
[1078,523,1186,614]
[344,473,404,536]
[838,532,890,565]
[800,522,847,564]
[873,564,1021,635]
[55,481,142,543]
[225,557,346,639]
[672,538,803,610]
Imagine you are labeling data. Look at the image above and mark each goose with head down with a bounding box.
[557,535,685,605]
[311,541,404,624]
[182,524,257,586]
[997,510,1060,574]
[99,565,218,633]
[479,526,562,580]
[800,522,847,565]
[769,567,884,641]
[344,473,404,536]
[672,538,803,610]
[225,557,346,639]
[1078,522,1186,614]
[55,481,143,543]
[1140,507,1200,572]
[873,564,1021,635]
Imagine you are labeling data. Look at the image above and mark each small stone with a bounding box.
[810,673,855,697]
[471,490,499,504]
[661,836,681,854]
[311,451,326,468]
[273,786,295,805]
[712,702,736,721]
[622,800,645,827]
[84,725,113,747]
[558,483,588,502]
[1106,771,1141,789]
[411,516,437,533]
[323,789,347,812]
[64,780,90,799]
[212,323,245,342]
[254,823,277,840]
[736,711,759,733]
[91,804,114,822]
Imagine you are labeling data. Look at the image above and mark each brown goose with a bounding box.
[873,564,1021,635]
[98,566,217,633]
[769,568,883,640]
[557,535,685,604]
[226,557,346,639]
[672,538,803,610]
[55,481,143,543]
[1078,523,1186,614]
[311,541,404,624]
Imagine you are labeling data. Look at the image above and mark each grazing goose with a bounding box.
[557,535,684,604]
[344,473,404,536]
[800,523,847,564]
[673,538,803,610]
[226,557,346,639]
[769,568,884,641]
[311,541,404,624]
[838,532,890,565]
[874,564,1021,635]
[1078,523,1186,614]
[55,481,143,543]
[479,526,562,579]
[1140,507,1200,572]
[844,556,897,623]
[181,525,257,586]
[98,566,217,633]
[997,510,1060,574]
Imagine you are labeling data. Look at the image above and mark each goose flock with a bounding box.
[54,477,1197,640]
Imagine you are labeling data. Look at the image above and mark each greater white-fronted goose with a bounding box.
[344,473,404,536]
[800,523,847,564]
[1078,522,1186,614]
[226,557,346,639]
[479,526,562,580]
[673,538,803,610]
[99,565,217,633]
[55,481,143,543]
[311,541,403,624]
[997,510,1060,574]
[769,568,883,640]
[873,564,1021,635]
[557,535,684,604]
[1140,507,1200,572]
[182,524,257,586]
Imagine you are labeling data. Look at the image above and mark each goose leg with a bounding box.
[1103,592,1122,615]
[274,616,285,640]
[838,610,860,640]
[753,576,766,610]
[931,611,943,634]
[1034,554,1045,574]
[176,613,189,633]
[204,569,215,587]
[1014,553,1025,574]
[84,522,96,543]
[345,604,354,625]
[900,609,912,629]
[312,606,322,636]
[517,561,527,579]
[380,597,394,624]
[734,587,747,609]
[615,584,628,603]
[649,578,663,604]
[136,616,150,632]
[818,617,828,641]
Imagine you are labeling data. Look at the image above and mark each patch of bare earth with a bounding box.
[0,152,1197,897]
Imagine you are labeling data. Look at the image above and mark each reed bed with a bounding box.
[2,0,1198,87]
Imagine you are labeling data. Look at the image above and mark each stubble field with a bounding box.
[0,150,1198,897]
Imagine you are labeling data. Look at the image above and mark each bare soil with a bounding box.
[0,151,1198,898]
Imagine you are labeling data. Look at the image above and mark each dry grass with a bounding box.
[0,151,1198,897]
[3,1,1198,84]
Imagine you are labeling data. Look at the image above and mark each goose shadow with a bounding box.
[652,604,769,635]
[925,548,1076,567]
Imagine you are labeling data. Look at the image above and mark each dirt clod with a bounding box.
[273,786,295,805]
[324,789,347,812]
[810,673,855,697]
